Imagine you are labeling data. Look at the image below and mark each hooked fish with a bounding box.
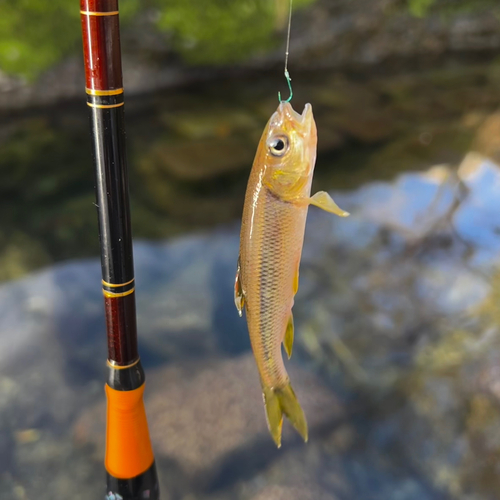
[234,101,349,447]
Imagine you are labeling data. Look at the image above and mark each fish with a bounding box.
[234,101,349,447]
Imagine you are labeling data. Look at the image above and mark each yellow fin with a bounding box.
[284,313,294,359]
[262,382,308,448]
[234,257,245,317]
[293,267,299,295]
[309,191,349,217]
[262,385,283,447]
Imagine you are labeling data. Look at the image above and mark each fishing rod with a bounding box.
[79,1,160,498]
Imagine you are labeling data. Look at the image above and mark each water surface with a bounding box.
[1,58,500,499]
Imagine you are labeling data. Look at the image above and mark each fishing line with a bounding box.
[278,0,293,103]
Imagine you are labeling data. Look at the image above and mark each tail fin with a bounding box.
[262,382,308,448]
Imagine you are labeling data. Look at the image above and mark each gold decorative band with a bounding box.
[103,287,135,298]
[87,102,124,109]
[102,278,135,288]
[80,10,119,16]
[86,88,124,96]
[107,358,140,370]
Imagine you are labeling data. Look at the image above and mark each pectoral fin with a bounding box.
[309,191,349,217]
[284,313,294,359]
[234,257,245,317]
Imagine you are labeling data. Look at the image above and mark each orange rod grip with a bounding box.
[105,384,154,479]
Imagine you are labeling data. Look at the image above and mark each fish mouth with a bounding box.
[277,101,313,125]
[300,103,313,123]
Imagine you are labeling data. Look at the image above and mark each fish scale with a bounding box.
[252,189,308,388]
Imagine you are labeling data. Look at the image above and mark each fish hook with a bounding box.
[278,0,293,103]
[278,69,293,103]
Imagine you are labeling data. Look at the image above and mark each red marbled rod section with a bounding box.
[104,293,139,365]
[80,0,123,91]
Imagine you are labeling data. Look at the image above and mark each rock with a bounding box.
[296,155,500,498]
[472,111,500,164]
[75,354,344,475]
[1,156,500,499]
[160,108,259,141]
[455,153,500,261]
[0,232,51,282]
[140,136,256,181]
[250,484,336,500]
[332,110,396,144]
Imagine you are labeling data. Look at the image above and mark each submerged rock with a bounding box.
[472,111,500,165]
[0,156,499,499]
[76,354,344,477]
[295,154,500,498]
[250,484,336,500]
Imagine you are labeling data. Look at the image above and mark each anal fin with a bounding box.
[284,313,294,359]
[293,267,299,295]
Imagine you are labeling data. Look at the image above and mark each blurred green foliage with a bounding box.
[0,0,497,80]
[408,0,435,17]
[0,0,312,80]
[154,0,314,64]
[0,0,140,80]
[409,0,498,17]
[0,0,78,80]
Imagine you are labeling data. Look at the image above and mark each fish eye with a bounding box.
[268,135,289,157]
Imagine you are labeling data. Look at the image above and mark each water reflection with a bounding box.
[2,58,500,281]
[1,150,499,499]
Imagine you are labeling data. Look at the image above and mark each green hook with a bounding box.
[278,69,293,103]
